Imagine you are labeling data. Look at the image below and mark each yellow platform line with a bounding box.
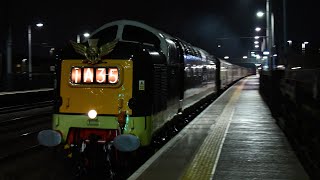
[181,79,246,180]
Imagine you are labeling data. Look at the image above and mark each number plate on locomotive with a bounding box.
[70,67,119,84]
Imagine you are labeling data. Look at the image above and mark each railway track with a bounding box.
[0,112,52,162]
[0,100,53,114]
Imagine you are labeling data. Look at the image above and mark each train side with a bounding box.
[38,20,250,163]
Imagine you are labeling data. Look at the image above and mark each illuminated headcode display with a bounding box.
[71,67,119,84]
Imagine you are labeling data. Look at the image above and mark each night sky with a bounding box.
[1,0,318,60]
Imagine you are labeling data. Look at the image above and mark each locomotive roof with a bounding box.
[90,19,174,40]
[88,19,177,60]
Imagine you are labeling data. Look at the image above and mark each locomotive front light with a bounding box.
[88,110,97,119]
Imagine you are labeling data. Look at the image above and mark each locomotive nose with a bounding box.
[37,130,62,147]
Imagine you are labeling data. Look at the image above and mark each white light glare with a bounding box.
[255,27,261,32]
[263,51,270,55]
[255,45,259,48]
[287,40,292,43]
[257,11,264,17]
[254,36,259,39]
[243,56,248,59]
[277,65,286,70]
[255,63,261,66]
[36,23,44,27]
[256,55,261,59]
[273,54,278,57]
[254,41,259,44]
[304,41,309,44]
[291,66,302,70]
[83,33,90,38]
[88,110,97,119]
[224,56,229,59]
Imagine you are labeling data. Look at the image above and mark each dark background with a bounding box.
[0,0,318,62]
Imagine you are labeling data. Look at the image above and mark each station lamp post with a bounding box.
[28,22,44,80]
[77,32,91,43]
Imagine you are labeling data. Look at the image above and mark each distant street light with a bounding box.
[257,11,264,18]
[263,51,270,55]
[83,32,90,38]
[77,32,91,43]
[36,23,44,27]
[28,22,44,80]
[255,27,262,32]
[224,56,229,59]
[302,41,309,54]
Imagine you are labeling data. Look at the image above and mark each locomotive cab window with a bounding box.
[91,25,118,45]
[122,25,160,48]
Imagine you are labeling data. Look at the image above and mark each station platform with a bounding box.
[128,75,309,180]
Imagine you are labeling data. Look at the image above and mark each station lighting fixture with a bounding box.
[254,41,259,44]
[254,36,259,39]
[224,56,229,59]
[36,23,44,27]
[255,27,261,32]
[83,32,90,38]
[256,11,264,18]
[255,45,259,48]
[263,51,270,55]
[243,56,248,59]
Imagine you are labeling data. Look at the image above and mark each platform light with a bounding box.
[83,32,90,38]
[256,11,264,18]
[291,66,301,70]
[254,36,259,39]
[36,23,44,27]
[255,27,261,32]
[277,65,285,70]
[263,51,270,55]
[256,55,261,59]
[255,45,259,48]
[254,41,259,44]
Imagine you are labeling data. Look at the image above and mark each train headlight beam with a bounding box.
[88,110,97,119]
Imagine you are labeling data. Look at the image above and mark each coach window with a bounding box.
[123,25,161,49]
[91,25,118,45]
[167,40,179,64]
